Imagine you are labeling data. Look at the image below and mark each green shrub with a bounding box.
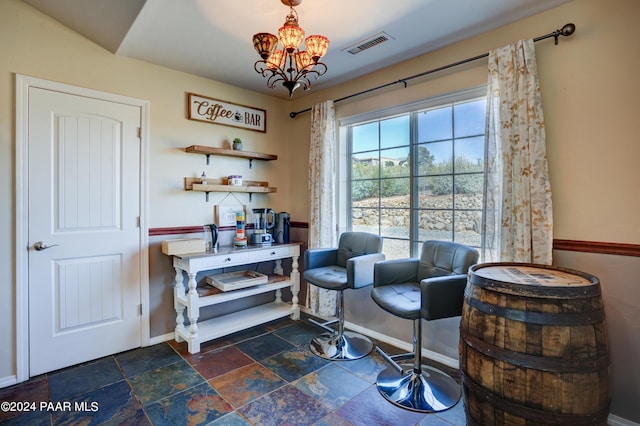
[351,149,482,200]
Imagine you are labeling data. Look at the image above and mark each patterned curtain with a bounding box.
[483,39,554,264]
[307,100,338,316]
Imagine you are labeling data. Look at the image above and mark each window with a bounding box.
[346,89,486,259]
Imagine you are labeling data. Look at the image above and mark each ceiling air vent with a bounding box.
[343,32,394,55]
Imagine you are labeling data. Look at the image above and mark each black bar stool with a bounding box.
[304,232,384,360]
[371,240,478,412]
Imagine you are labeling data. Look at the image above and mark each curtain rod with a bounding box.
[289,23,576,119]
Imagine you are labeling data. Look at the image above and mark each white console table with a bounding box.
[170,242,301,353]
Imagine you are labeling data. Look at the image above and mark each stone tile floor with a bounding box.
[0,316,466,425]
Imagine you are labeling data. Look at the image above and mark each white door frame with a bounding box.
[15,74,150,383]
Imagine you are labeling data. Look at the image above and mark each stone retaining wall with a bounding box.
[353,193,483,232]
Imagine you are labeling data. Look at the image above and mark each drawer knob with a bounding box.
[226,257,232,261]
[271,251,276,255]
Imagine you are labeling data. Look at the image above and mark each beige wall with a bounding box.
[288,0,640,421]
[291,0,640,244]
[0,0,292,382]
[2,0,639,422]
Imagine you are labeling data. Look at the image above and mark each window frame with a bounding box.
[339,86,487,258]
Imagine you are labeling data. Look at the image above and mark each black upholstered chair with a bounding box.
[371,240,478,412]
[304,232,384,360]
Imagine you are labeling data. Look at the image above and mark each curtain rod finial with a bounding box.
[561,23,576,37]
[554,23,575,44]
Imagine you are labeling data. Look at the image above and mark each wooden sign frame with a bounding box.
[215,204,246,228]
[187,92,266,133]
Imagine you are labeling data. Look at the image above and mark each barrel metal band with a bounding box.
[464,295,605,325]
[461,372,610,425]
[460,327,610,373]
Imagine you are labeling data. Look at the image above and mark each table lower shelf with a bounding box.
[180,275,292,307]
[175,301,299,353]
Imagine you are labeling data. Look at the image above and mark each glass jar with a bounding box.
[228,175,243,186]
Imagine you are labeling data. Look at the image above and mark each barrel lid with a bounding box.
[469,263,601,298]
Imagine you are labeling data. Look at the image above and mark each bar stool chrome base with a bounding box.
[376,363,461,413]
[310,331,373,360]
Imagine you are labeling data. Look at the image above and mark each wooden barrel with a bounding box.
[459,263,610,425]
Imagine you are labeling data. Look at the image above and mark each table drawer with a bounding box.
[210,251,250,267]
[251,246,292,262]
[181,251,250,271]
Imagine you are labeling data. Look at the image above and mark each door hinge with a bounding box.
[138,304,143,315]
[136,216,140,228]
[137,127,141,139]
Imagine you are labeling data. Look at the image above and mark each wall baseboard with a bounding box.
[299,306,459,369]
[608,414,640,426]
[345,319,460,369]
[0,375,17,389]
[149,332,175,346]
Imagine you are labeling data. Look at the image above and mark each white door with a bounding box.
[28,87,142,376]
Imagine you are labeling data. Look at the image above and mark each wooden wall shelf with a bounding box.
[184,177,276,201]
[185,145,277,167]
[183,145,278,200]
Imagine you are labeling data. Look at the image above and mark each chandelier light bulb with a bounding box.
[294,50,313,71]
[252,33,278,60]
[278,24,305,52]
[305,35,329,62]
[267,50,286,69]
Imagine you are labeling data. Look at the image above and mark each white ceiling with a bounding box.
[23,0,572,99]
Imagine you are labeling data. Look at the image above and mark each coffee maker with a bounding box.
[250,208,275,245]
[274,212,290,243]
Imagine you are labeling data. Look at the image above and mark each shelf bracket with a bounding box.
[249,159,253,169]
[205,154,211,165]
[249,193,253,202]
[205,192,210,202]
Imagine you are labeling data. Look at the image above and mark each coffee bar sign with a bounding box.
[188,93,266,133]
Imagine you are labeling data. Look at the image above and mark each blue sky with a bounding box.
[352,98,486,165]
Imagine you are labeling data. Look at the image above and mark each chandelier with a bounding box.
[252,0,329,98]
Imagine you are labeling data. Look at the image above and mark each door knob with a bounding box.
[33,241,59,251]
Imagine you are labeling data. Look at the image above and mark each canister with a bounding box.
[228,175,243,186]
